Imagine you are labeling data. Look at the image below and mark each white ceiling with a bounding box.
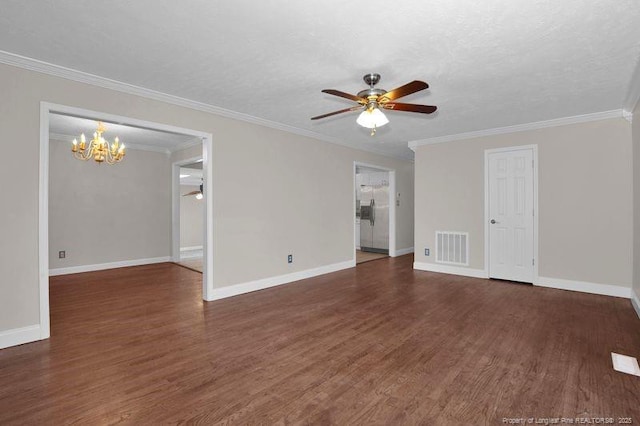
[2,1,639,159]
[49,113,198,152]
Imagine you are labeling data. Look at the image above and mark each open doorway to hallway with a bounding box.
[175,159,205,273]
[355,164,392,264]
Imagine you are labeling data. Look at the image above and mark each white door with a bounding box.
[488,147,535,282]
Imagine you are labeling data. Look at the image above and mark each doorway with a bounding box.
[38,102,214,340]
[173,158,205,273]
[354,162,396,264]
[485,145,538,283]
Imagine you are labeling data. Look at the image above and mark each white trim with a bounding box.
[353,161,396,259]
[49,256,171,276]
[208,259,355,301]
[408,110,623,150]
[172,138,203,153]
[202,135,215,301]
[41,103,211,139]
[0,50,406,161]
[484,145,539,284]
[49,132,171,154]
[413,262,633,300]
[535,276,632,299]
[39,105,50,341]
[394,247,414,257]
[413,262,489,279]
[630,288,640,320]
[623,55,640,116]
[180,246,203,260]
[0,325,43,350]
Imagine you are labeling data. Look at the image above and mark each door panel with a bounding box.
[488,148,534,282]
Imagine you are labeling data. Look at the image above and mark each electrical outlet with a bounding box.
[59,250,66,259]
[424,248,430,256]
[287,254,293,264]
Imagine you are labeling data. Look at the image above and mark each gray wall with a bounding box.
[48,139,171,269]
[180,184,204,249]
[414,118,633,288]
[0,63,414,333]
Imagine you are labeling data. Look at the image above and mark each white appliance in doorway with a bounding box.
[486,146,536,283]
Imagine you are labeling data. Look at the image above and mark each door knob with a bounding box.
[490,219,497,224]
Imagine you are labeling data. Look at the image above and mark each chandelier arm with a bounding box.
[105,151,116,164]
[76,146,92,161]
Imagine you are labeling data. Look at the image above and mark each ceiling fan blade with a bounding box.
[311,105,363,120]
[321,89,366,104]
[381,102,437,114]
[378,81,429,103]
[182,190,201,196]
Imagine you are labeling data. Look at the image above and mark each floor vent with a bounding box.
[436,231,469,266]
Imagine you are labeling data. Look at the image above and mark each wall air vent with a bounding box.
[435,231,469,266]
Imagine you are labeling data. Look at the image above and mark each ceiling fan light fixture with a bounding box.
[356,107,389,129]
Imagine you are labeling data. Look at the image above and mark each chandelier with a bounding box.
[71,121,125,164]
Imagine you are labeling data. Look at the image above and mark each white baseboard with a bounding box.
[394,247,414,257]
[207,259,356,301]
[629,288,640,319]
[0,324,43,349]
[412,262,633,300]
[179,246,203,260]
[535,276,632,299]
[413,262,488,279]
[49,256,171,276]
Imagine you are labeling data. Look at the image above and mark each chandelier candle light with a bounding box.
[71,121,125,164]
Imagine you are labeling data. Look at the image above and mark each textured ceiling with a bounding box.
[2,1,639,159]
[49,113,197,151]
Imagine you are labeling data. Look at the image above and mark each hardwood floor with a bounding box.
[1,256,639,425]
[356,249,388,264]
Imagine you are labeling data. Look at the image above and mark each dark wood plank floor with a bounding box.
[1,255,639,425]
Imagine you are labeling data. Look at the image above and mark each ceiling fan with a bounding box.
[182,183,203,200]
[311,73,437,135]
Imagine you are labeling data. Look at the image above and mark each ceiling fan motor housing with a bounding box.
[359,73,386,109]
[363,73,381,87]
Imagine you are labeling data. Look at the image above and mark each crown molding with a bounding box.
[408,109,624,150]
[0,50,409,161]
[49,132,171,154]
[623,55,640,116]
[170,137,203,153]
